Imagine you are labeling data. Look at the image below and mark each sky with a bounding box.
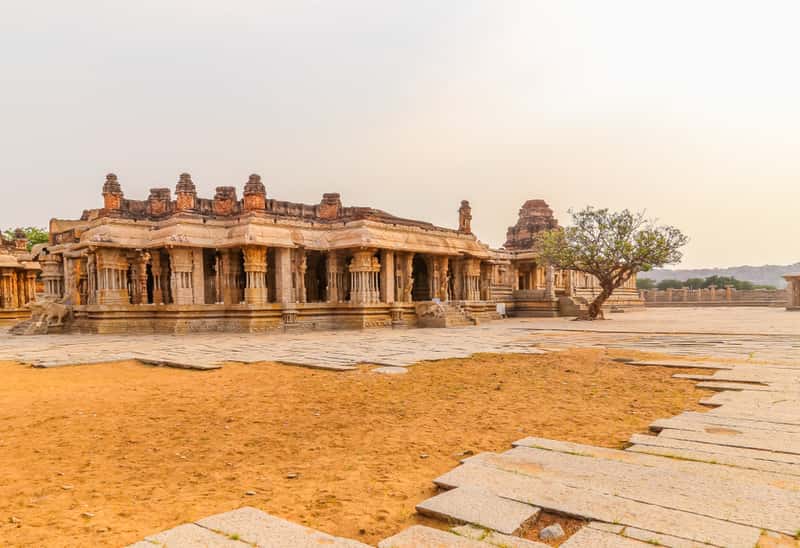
[1,1,798,269]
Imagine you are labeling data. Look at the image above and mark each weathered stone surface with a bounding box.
[628,433,800,466]
[627,360,733,370]
[451,524,549,547]
[482,445,800,535]
[377,525,491,547]
[416,487,540,535]
[623,526,717,547]
[434,461,762,547]
[559,527,650,547]
[196,507,370,547]
[659,425,800,456]
[142,523,248,547]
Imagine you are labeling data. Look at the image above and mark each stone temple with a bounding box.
[36,173,641,333]
[0,229,41,320]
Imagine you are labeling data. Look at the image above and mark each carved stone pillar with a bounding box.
[326,250,340,303]
[220,249,242,305]
[150,251,163,304]
[293,248,307,304]
[0,271,13,309]
[349,249,380,305]
[130,251,150,305]
[243,245,268,305]
[167,248,194,305]
[432,256,449,301]
[545,264,555,300]
[25,270,37,306]
[395,252,414,303]
[86,252,97,305]
[96,248,130,305]
[274,247,294,304]
[463,258,481,301]
[380,250,395,304]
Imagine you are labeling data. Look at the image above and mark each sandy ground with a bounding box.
[0,349,709,547]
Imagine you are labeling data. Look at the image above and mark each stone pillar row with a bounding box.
[43,246,495,308]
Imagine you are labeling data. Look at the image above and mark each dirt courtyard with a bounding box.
[0,349,709,547]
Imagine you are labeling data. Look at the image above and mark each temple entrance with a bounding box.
[411,255,430,301]
[305,251,327,302]
[145,264,154,304]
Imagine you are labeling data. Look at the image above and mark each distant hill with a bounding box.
[643,263,800,289]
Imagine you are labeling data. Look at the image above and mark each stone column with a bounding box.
[167,247,194,305]
[395,252,413,303]
[326,250,340,303]
[130,252,150,305]
[192,248,206,305]
[243,245,268,305]
[725,285,733,302]
[349,249,380,305]
[150,251,163,304]
[0,271,13,309]
[380,250,395,304]
[463,258,481,301]
[86,252,97,305]
[220,249,243,305]
[545,264,555,299]
[96,248,130,305]
[294,248,307,304]
[273,247,294,304]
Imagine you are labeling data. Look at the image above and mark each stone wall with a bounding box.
[641,286,787,307]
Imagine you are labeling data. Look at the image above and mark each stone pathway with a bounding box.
[0,323,549,371]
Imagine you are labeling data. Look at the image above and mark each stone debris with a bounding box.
[416,487,540,535]
[538,523,564,540]
[372,366,408,375]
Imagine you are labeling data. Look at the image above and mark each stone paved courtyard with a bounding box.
[3,307,799,370]
[4,307,800,547]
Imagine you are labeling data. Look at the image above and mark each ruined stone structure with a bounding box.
[0,230,41,320]
[37,174,641,333]
[642,286,788,308]
[783,274,800,311]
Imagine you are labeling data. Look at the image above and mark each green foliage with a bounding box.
[656,279,685,290]
[636,277,656,290]
[654,275,776,291]
[539,207,688,319]
[3,227,49,250]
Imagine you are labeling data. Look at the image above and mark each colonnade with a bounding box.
[43,245,493,307]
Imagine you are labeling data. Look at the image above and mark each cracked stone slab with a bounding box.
[623,526,716,547]
[195,507,370,547]
[628,433,800,466]
[434,460,762,547]
[377,525,492,547]
[416,487,540,535]
[659,425,800,456]
[450,524,549,547]
[138,523,249,547]
[480,444,800,535]
[560,527,651,547]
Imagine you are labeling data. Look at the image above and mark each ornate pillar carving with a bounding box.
[463,258,481,301]
[167,247,194,305]
[326,250,340,303]
[293,248,307,304]
[349,249,380,305]
[243,245,268,305]
[150,251,163,304]
[96,248,130,305]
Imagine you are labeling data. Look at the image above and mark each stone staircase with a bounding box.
[442,302,476,327]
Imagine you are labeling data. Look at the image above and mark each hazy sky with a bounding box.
[2,1,798,269]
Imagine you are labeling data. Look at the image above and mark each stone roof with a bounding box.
[503,199,559,250]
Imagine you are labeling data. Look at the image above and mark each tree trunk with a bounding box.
[587,287,613,320]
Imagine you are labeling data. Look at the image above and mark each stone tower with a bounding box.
[102,173,123,211]
[458,200,472,233]
[175,173,197,211]
[503,199,558,250]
